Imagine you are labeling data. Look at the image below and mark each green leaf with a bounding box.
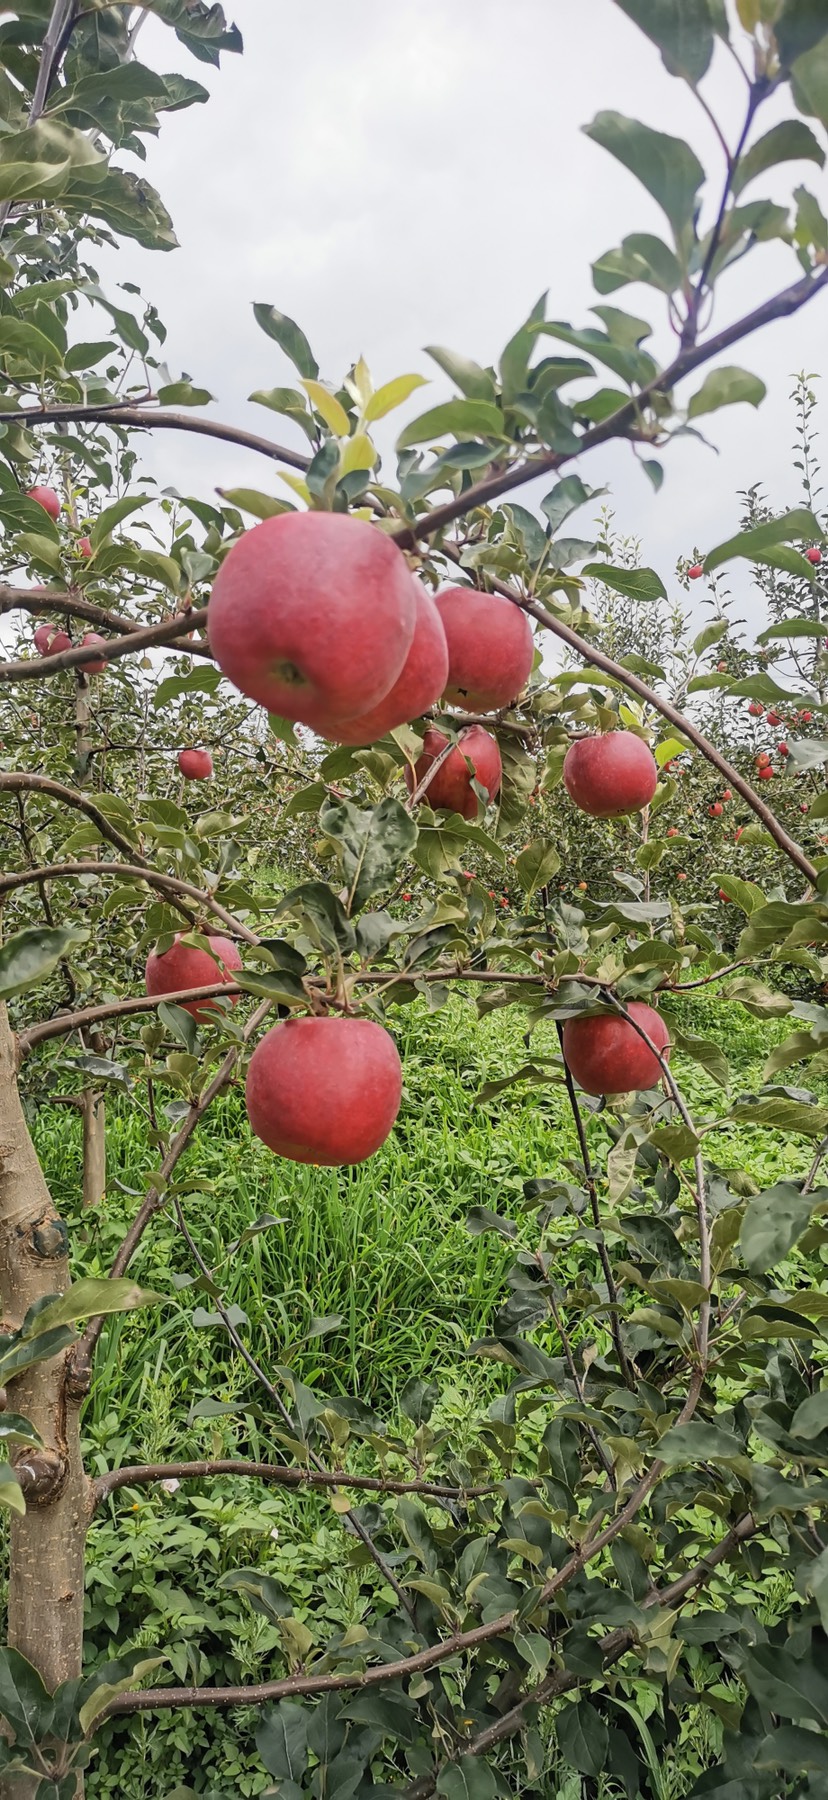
[21,1280,162,1337]
[274,883,356,956]
[777,0,828,67]
[704,507,824,573]
[581,562,667,600]
[687,365,766,419]
[252,304,319,379]
[319,796,417,912]
[732,119,825,196]
[673,1029,730,1090]
[583,111,705,238]
[0,1649,53,1743]
[300,379,350,436]
[742,1643,828,1727]
[515,840,561,896]
[612,0,715,83]
[757,615,827,643]
[657,1421,745,1464]
[156,381,214,407]
[364,373,428,421]
[711,873,766,915]
[0,1468,24,1517]
[0,316,64,369]
[78,1658,165,1735]
[396,399,506,450]
[218,487,288,521]
[791,1389,828,1440]
[592,231,683,294]
[425,346,496,402]
[89,495,151,548]
[741,1182,813,1274]
[557,1700,609,1778]
[0,927,88,1001]
[794,182,828,250]
[754,1725,828,1776]
[436,1757,501,1800]
[540,475,604,534]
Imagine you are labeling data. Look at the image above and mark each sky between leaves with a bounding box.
[98,0,828,624]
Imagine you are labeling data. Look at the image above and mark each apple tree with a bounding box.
[3,4,828,1798]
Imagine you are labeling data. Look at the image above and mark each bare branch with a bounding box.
[0,401,310,470]
[91,1458,494,1510]
[0,588,215,658]
[0,860,259,948]
[0,608,210,682]
[0,773,149,865]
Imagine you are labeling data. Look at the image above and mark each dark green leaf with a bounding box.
[613,0,714,83]
[255,1702,308,1782]
[687,366,766,419]
[0,927,88,1001]
[584,111,705,237]
[252,304,318,379]
[319,796,417,911]
[557,1700,609,1777]
[732,119,825,195]
[705,507,823,573]
[425,345,496,401]
[581,562,667,600]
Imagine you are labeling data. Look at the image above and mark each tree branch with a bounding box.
[0,773,149,865]
[91,1458,494,1511]
[0,860,259,949]
[0,588,214,657]
[0,607,210,681]
[0,402,311,471]
[390,265,828,548]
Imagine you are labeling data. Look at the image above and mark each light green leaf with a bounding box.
[396,399,506,450]
[78,1659,165,1736]
[252,304,318,378]
[687,365,766,419]
[732,119,825,196]
[21,1280,163,1338]
[300,379,350,436]
[218,488,289,521]
[515,840,561,896]
[0,1468,24,1517]
[364,373,428,421]
[425,346,496,402]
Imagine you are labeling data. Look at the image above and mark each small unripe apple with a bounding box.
[246,1015,402,1165]
[577,880,588,892]
[667,826,679,837]
[35,623,71,656]
[178,748,213,780]
[563,731,658,818]
[145,932,242,1021]
[26,484,60,520]
[709,802,723,817]
[758,765,774,781]
[435,586,534,712]
[806,546,822,566]
[80,632,107,674]
[677,871,687,881]
[747,701,764,717]
[562,1002,670,1096]
[208,512,416,729]
[331,582,448,745]
[405,724,501,820]
[688,564,703,580]
[800,802,809,813]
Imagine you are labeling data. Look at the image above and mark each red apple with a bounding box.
[80,631,107,674]
[722,788,732,801]
[34,623,71,656]
[435,586,534,711]
[718,888,731,902]
[26,484,60,520]
[748,702,763,717]
[77,536,92,558]
[563,732,658,819]
[677,871,687,881]
[145,933,242,1022]
[806,547,822,566]
[245,1015,402,1165]
[405,724,501,820]
[208,512,416,729]
[766,711,781,726]
[800,803,809,814]
[331,582,448,745]
[709,802,723,817]
[758,766,774,781]
[562,1002,670,1096]
[755,752,770,769]
[178,748,213,780]
[688,564,703,580]
[801,710,813,723]
[778,741,789,756]
[667,826,679,837]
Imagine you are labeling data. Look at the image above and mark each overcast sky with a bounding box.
[102,0,828,609]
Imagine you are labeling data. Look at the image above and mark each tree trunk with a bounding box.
[82,1091,105,1208]
[0,1005,91,1793]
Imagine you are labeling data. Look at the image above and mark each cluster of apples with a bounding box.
[145,513,672,1165]
[27,485,101,666]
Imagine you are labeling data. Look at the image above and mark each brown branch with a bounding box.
[0,773,148,864]
[0,608,210,681]
[91,1458,494,1511]
[66,998,273,1390]
[0,403,311,471]
[555,1020,635,1390]
[0,588,214,658]
[0,860,259,946]
[17,983,244,1058]
[391,264,828,548]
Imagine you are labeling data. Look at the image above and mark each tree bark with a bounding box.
[81,1091,105,1209]
[0,1005,91,1791]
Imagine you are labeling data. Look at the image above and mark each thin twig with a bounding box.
[0,861,259,949]
[555,1021,635,1390]
[0,772,148,864]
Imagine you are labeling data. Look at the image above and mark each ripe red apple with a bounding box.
[778,741,789,756]
[766,711,781,726]
[722,788,732,801]
[34,623,71,656]
[563,732,658,819]
[806,547,822,566]
[677,871,687,881]
[562,1002,670,1097]
[405,724,502,819]
[800,803,809,814]
[331,583,448,745]
[26,484,60,520]
[178,748,213,780]
[801,710,813,723]
[748,702,764,717]
[145,933,242,1021]
[718,888,731,902]
[709,802,723,817]
[755,752,770,769]
[758,765,774,781]
[435,586,534,712]
[80,632,107,674]
[208,512,416,729]
[688,564,703,580]
[77,536,92,558]
[245,1015,402,1165]
[667,826,679,837]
